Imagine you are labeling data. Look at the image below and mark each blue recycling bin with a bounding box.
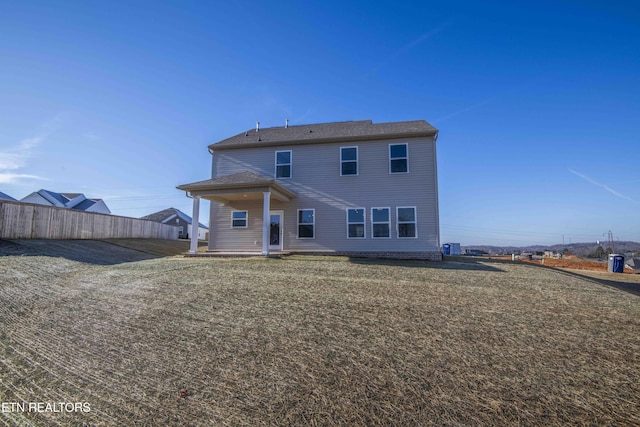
[443,244,451,255]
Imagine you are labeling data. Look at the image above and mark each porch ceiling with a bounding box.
[177,171,296,203]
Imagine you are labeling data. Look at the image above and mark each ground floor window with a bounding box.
[231,211,248,228]
[298,209,315,238]
[397,207,417,238]
[371,207,390,238]
[347,208,365,238]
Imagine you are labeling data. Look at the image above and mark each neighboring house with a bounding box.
[141,207,208,240]
[625,258,640,271]
[20,189,111,214]
[0,191,17,201]
[178,119,441,259]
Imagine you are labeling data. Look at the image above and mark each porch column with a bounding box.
[262,191,271,256]
[189,195,201,254]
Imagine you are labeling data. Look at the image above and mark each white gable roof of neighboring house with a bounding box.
[0,191,17,201]
[20,189,111,214]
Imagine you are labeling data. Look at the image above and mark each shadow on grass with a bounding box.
[348,255,506,272]
[509,258,640,298]
[0,239,157,266]
[548,268,640,297]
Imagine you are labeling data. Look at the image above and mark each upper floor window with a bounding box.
[275,150,292,178]
[231,210,248,228]
[347,208,365,238]
[389,143,408,173]
[298,209,315,238]
[397,207,417,238]
[340,146,358,176]
[371,207,391,238]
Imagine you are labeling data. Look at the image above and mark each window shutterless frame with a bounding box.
[371,207,391,239]
[340,146,358,176]
[346,208,366,238]
[297,209,315,239]
[275,150,292,178]
[231,210,248,228]
[396,206,417,238]
[389,143,409,173]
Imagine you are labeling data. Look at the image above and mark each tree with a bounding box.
[590,246,605,259]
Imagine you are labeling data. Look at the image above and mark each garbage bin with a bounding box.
[608,254,625,273]
[443,244,451,255]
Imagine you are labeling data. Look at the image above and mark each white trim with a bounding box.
[297,208,315,239]
[262,192,271,255]
[275,150,292,179]
[160,213,178,224]
[396,206,418,239]
[231,210,248,228]
[269,210,284,251]
[189,196,200,254]
[371,207,391,239]
[340,146,358,176]
[346,207,366,239]
[389,143,409,174]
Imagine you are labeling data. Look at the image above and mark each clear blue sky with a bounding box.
[1,1,638,246]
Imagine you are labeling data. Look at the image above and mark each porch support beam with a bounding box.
[189,195,201,254]
[262,191,271,256]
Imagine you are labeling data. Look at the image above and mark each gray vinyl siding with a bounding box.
[209,136,439,252]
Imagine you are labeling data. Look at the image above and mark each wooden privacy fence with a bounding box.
[0,200,178,240]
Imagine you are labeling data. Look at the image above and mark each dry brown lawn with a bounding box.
[1,240,639,426]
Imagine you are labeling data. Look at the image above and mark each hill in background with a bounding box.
[463,241,640,258]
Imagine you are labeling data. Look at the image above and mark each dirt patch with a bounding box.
[520,256,637,274]
[1,246,639,426]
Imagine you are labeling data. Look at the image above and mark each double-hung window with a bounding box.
[298,209,315,238]
[389,143,408,173]
[275,150,292,178]
[231,211,248,228]
[340,146,358,176]
[397,207,417,238]
[347,208,365,238]
[371,207,391,238]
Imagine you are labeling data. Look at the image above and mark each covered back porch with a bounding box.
[177,171,296,256]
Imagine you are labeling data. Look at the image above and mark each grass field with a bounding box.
[1,240,639,426]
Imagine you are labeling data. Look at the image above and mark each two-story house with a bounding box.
[177,119,441,260]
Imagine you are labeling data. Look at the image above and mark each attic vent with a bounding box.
[309,129,313,133]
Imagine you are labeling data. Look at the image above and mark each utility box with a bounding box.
[608,254,625,273]
[443,243,461,256]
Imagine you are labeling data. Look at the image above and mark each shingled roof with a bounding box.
[177,171,277,190]
[141,207,208,228]
[209,120,437,150]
